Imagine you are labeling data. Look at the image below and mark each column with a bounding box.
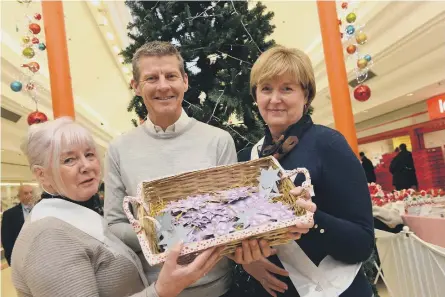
[41,0,75,118]
[316,0,359,156]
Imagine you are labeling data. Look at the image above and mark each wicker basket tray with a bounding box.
[124,156,314,266]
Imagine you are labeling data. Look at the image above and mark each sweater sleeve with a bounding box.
[22,229,157,297]
[104,143,141,252]
[216,131,237,166]
[315,130,374,264]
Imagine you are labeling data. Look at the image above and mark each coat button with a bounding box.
[320,229,325,234]
[314,224,318,229]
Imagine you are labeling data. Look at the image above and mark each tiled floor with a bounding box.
[377,282,390,297]
[1,268,17,297]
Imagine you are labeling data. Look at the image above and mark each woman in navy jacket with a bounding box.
[237,45,374,297]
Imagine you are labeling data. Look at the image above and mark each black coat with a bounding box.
[361,156,377,183]
[389,150,418,190]
[1,204,25,266]
[236,125,374,297]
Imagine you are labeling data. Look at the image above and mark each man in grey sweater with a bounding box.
[104,41,237,297]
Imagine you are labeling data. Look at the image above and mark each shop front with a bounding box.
[357,94,445,191]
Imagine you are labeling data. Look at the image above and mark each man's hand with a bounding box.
[155,242,225,297]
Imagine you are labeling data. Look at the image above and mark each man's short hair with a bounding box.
[132,41,186,81]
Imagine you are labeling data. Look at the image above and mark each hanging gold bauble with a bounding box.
[22,36,31,44]
[22,47,35,58]
[357,58,368,69]
[356,32,368,45]
[346,13,357,23]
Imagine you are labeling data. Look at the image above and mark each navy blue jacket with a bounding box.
[238,124,374,297]
[1,204,25,266]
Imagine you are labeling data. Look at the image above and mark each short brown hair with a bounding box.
[250,45,316,106]
[132,41,186,81]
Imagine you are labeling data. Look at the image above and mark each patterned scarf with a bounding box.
[259,114,314,160]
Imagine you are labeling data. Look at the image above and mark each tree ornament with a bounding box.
[354,85,371,102]
[22,35,31,44]
[346,25,355,35]
[364,54,372,62]
[38,43,46,51]
[340,32,344,39]
[355,32,368,45]
[346,13,356,23]
[17,0,32,3]
[29,23,41,34]
[22,47,35,58]
[34,13,42,20]
[32,37,39,44]
[341,2,348,9]
[10,81,23,92]
[357,58,368,69]
[346,44,357,54]
[21,62,40,73]
[338,19,342,26]
[27,111,48,125]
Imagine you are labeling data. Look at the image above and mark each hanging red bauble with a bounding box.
[340,32,344,39]
[354,85,371,102]
[29,23,41,34]
[346,44,357,54]
[32,37,39,44]
[338,19,342,26]
[341,2,348,9]
[25,82,35,91]
[27,111,48,125]
[34,13,42,20]
[21,62,40,73]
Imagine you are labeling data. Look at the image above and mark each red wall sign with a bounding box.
[427,94,445,120]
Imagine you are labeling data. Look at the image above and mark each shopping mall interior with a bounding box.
[1,0,445,296]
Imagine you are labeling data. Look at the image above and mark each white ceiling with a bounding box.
[2,0,445,182]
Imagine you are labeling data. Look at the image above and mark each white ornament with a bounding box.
[198,91,207,104]
[207,53,219,65]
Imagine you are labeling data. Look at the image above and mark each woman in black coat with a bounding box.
[237,45,374,297]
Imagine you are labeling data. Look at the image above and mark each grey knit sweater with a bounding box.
[104,116,237,297]
[11,217,158,297]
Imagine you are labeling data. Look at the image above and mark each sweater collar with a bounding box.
[144,108,191,134]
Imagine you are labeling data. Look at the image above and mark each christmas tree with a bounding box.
[122,0,277,151]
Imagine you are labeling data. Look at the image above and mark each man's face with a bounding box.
[132,55,188,124]
[19,185,34,206]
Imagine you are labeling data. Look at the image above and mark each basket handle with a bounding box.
[123,196,145,234]
[123,196,162,234]
[282,168,314,196]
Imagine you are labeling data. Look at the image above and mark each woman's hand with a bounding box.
[287,186,316,240]
[226,239,275,264]
[155,242,225,297]
[242,257,290,297]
